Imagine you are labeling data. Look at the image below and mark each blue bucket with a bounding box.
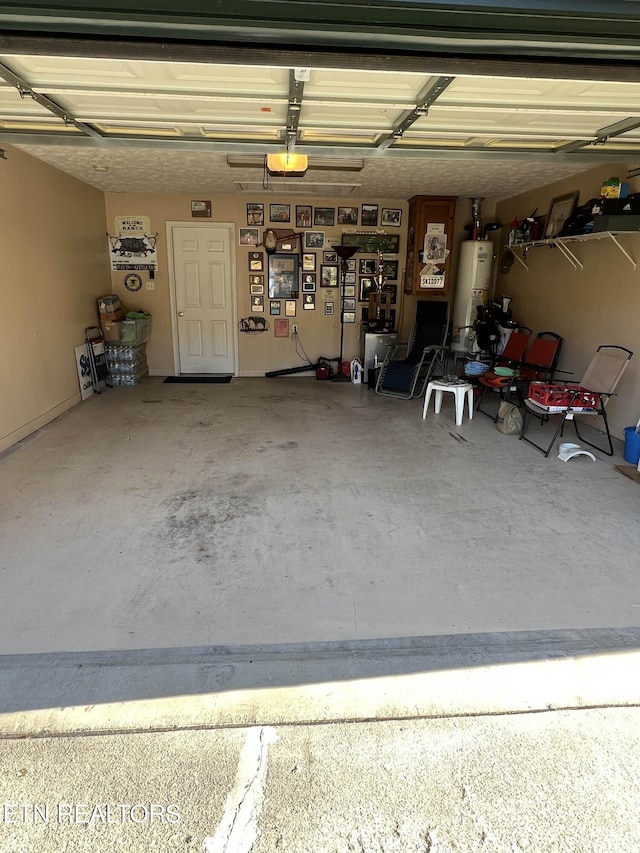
[623,426,640,464]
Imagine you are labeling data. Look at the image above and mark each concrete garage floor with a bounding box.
[2,377,640,652]
[2,377,640,851]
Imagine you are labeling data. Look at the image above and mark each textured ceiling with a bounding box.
[14,143,598,202]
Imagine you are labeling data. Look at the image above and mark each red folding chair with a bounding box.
[475,326,532,419]
[503,331,563,408]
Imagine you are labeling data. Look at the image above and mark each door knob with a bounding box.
[178,311,184,316]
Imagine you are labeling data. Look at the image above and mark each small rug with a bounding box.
[163,375,232,384]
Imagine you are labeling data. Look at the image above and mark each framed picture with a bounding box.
[324,302,334,316]
[337,206,358,225]
[249,274,264,286]
[251,295,264,312]
[305,231,325,249]
[239,228,259,246]
[296,205,312,228]
[250,283,264,295]
[268,253,299,299]
[346,259,356,272]
[248,251,264,271]
[341,297,356,312]
[343,232,400,253]
[270,300,281,315]
[382,259,399,280]
[343,284,356,297]
[381,208,402,227]
[343,311,356,324]
[359,258,377,275]
[302,252,316,271]
[321,265,339,287]
[303,293,315,310]
[246,203,264,226]
[285,300,297,317]
[359,276,375,301]
[382,284,397,304]
[425,234,447,263]
[270,203,291,223]
[302,273,316,291]
[361,204,379,226]
[344,272,356,286]
[191,200,211,218]
[544,191,580,238]
[323,251,338,263]
[314,207,335,227]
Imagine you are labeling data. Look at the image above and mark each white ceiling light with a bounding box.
[266,152,309,177]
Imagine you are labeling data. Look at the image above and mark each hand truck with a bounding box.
[84,326,112,394]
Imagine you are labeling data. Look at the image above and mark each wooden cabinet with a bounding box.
[404,195,456,296]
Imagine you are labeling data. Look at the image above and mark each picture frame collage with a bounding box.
[244,203,403,230]
[243,203,402,326]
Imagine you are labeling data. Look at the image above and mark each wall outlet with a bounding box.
[146,281,155,290]
[292,324,298,335]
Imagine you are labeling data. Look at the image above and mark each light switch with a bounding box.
[146,282,155,290]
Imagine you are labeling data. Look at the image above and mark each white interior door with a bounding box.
[171,224,236,374]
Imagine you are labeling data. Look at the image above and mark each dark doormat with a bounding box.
[163,375,232,384]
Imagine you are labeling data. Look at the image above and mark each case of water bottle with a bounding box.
[105,343,148,386]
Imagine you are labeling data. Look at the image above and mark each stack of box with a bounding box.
[105,343,149,386]
[97,297,152,385]
[98,295,125,342]
[98,295,152,346]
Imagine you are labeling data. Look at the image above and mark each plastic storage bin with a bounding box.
[528,382,600,412]
[120,318,151,346]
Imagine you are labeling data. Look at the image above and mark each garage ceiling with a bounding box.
[2,2,640,200]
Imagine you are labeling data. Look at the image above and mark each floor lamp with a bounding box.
[331,243,359,382]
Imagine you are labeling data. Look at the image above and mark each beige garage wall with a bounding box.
[103,193,410,376]
[103,193,480,377]
[0,146,111,454]
[494,164,640,439]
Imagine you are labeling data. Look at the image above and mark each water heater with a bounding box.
[451,240,494,353]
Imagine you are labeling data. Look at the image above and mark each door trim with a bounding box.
[166,221,238,376]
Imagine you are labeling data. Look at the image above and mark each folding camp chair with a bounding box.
[475,326,532,419]
[519,344,633,457]
[502,331,563,408]
[375,299,449,400]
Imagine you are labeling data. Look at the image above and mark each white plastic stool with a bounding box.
[423,381,474,426]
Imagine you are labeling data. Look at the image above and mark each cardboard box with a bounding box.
[600,181,629,199]
[600,197,640,215]
[101,320,122,342]
[98,295,122,314]
[100,310,125,322]
[593,214,640,232]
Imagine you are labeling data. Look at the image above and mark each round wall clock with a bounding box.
[124,273,143,292]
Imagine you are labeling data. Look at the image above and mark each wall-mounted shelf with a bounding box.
[509,231,637,271]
